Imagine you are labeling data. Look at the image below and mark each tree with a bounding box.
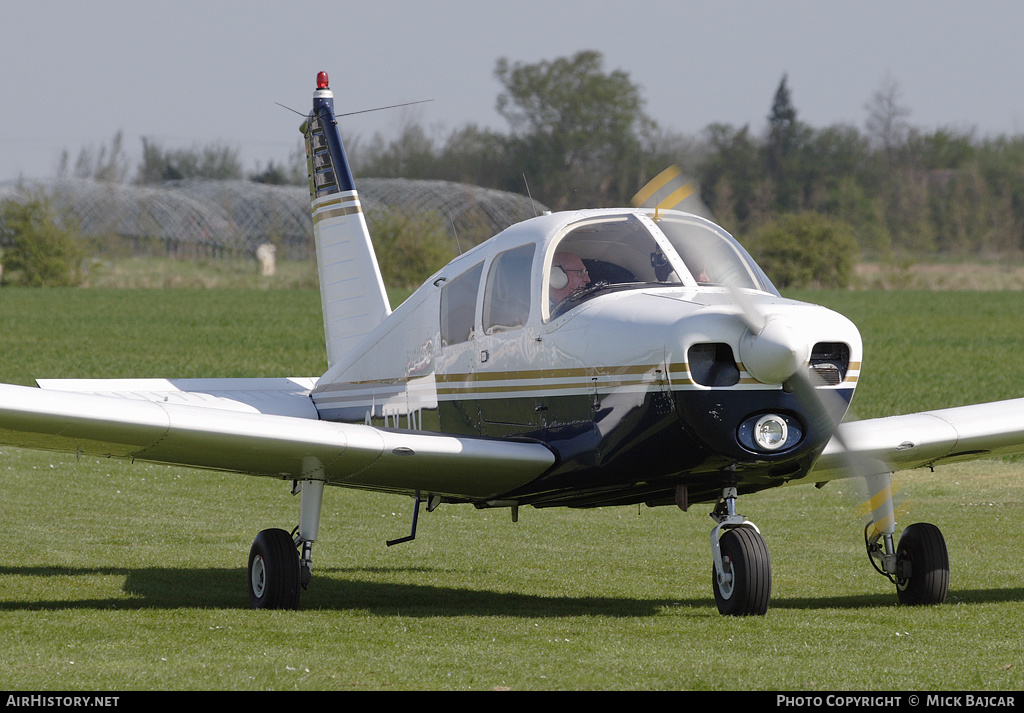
[0,196,83,287]
[764,75,818,214]
[494,50,654,209]
[697,123,765,232]
[250,143,307,185]
[137,138,244,183]
[864,73,911,167]
[434,124,511,189]
[746,212,859,288]
[767,75,798,177]
[356,122,440,179]
[249,159,302,185]
[366,209,456,288]
[57,130,130,183]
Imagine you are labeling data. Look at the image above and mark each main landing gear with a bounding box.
[248,478,325,610]
[862,471,949,606]
[704,472,949,617]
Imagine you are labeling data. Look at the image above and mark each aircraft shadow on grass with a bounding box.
[1,565,1022,615]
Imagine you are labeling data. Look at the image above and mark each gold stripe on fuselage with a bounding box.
[434,364,655,383]
[314,361,859,409]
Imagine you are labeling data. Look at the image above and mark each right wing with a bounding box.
[0,381,555,501]
[804,397,1024,483]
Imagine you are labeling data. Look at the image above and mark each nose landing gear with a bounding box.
[709,487,772,616]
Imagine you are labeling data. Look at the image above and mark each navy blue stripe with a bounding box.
[312,95,357,194]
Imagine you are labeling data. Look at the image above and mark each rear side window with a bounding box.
[482,244,535,334]
[440,262,483,345]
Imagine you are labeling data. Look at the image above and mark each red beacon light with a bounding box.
[316,72,329,89]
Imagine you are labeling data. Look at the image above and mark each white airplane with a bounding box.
[3,72,1024,615]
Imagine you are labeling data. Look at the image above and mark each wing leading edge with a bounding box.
[805,397,1024,483]
[0,382,555,500]
[5,379,1021,500]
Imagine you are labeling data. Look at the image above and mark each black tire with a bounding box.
[712,527,772,616]
[895,522,949,606]
[248,528,301,610]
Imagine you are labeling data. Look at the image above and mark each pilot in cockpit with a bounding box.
[549,251,591,306]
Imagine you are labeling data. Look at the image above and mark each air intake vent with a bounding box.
[688,343,740,386]
[808,342,849,385]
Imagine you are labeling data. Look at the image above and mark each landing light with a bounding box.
[753,414,788,451]
[317,71,329,89]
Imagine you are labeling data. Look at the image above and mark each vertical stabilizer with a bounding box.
[303,72,391,368]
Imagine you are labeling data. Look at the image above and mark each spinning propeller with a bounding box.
[628,169,947,613]
[725,269,947,608]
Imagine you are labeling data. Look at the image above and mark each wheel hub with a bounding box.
[250,554,267,598]
[717,555,735,599]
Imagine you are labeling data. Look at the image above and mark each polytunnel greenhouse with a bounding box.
[0,177,546,259]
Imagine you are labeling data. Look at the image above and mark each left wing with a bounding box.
[0,381,555,500]
[35,377,322,418]
[804,397,1024,483]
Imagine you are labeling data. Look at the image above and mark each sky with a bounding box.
[3,0,1024,183]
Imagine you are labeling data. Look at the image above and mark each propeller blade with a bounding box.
[631,165,715,219]
[725,284,900,516]
[728,282,767,335]
[723,280,907,578]
[787,357,906,541]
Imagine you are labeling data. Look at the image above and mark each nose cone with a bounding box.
[739,316,810,384]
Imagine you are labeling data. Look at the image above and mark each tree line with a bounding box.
[351,53,1024,265]
[58,130,304,186]
[59,50,1024,267]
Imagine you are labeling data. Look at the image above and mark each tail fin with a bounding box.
[303,71,391,368]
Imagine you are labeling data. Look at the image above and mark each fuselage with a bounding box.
[310,208,862,508]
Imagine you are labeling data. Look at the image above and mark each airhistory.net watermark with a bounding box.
[5,696,119,708]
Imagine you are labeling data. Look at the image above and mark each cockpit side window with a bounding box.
[482,244,535,334]
[440,261,483,346]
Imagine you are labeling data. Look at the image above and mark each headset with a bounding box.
[549,265,568,290]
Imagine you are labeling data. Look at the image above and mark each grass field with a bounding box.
[1,287,1023,691]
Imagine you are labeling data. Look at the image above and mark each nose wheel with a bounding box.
[712,526,772,616]
[709,487,772,616]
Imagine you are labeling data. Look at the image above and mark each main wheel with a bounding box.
[895,522,949,606]
[712,527,772,616]
[248,528,301,610]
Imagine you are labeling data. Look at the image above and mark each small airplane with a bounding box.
[3,72,1024,615]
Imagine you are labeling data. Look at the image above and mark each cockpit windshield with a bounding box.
[545,212,778,319]
[651,214,778,294]
[547,214,684,318]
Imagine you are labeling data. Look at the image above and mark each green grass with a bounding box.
[787,289,1024,418]
[1,288,1023,690]
[79,256,321,290]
